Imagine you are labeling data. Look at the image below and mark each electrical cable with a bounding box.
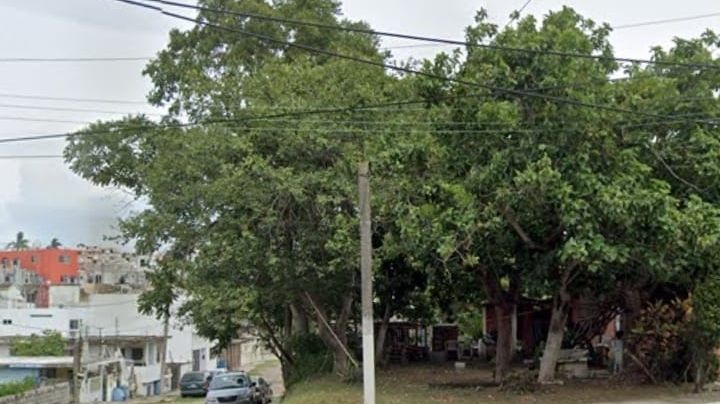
[0,103,163,117]
[0,57,151,63]
[0,92,149,106]
[113,0,713,124]
[139,0,720,71]
[614,12,720,30]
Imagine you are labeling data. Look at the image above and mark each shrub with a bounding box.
[11,330,65,356]
[284,333,332,386]
[0,377,35,397]
[626,298,691,383]
[499,370,540,394]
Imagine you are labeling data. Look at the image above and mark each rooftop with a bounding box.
[0,356,74,368]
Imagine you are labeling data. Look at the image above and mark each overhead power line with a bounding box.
[614,12,720,29]
[0,98,442,144]
[138,0,719,70]
[0,57,151,63]
[0,155,63,159]
[503,0,534,29]
[0,92,149,106]
[0,103,163,117]
[114,0,710,124]
[0,116,89,125]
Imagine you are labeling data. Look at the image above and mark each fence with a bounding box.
[0,381,70,404]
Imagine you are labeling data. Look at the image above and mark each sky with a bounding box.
[0,0,717,248]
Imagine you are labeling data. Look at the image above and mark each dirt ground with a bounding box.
[282,363,720,404]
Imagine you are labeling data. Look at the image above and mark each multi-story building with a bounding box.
[77,246,149,289]
[0,248,79,285]
[0,290,221,400]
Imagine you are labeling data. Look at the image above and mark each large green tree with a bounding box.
[403,8,720,383]
[65,0,436,380]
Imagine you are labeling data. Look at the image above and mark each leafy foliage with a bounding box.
[627,298,692,382]
[62,0,720,385]
[0,377,35,398]
[283,333,332,386]
[11,331,65,357]
[6,231,29,251]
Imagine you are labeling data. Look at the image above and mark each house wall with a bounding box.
[0,307,86,338]
[0,249,80,285]
[48,286,80,307]
[0,285,32,309]
[0,367,38,383]
[80,375,103,403]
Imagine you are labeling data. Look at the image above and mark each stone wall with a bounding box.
[0,381,70,404]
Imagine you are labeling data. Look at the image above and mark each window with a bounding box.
[69,319,81,330]
[59,255,70,264]
[30,256,36,263]
[12,259,19,267]
[121,347,145,365]
[2,319,11,325]
[0,258,7,269]
[94,274,102,284]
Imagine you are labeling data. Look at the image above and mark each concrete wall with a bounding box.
[0,367,37,383]
[0,381,70,404]
[48,285,80,307]
[0,307,85,337]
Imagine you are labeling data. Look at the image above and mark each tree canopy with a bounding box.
[64,1,720,385]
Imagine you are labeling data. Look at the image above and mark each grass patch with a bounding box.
[281,364,720,404]
[0,377,35,398]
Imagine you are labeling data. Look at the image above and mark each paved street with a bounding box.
[129,359,284,404]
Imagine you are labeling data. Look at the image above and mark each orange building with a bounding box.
[0,248,80,285]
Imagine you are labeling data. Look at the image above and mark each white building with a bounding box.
[0,289,220,399]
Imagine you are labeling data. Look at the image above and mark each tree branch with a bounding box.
[502,207,542,250]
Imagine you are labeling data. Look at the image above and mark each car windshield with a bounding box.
[181,372,205,382]
[209,374,249,390]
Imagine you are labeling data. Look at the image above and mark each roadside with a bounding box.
[248,358,285,398]
[128,358,284,404]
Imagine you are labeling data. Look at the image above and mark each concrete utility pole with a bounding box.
[358,161,375,404]
[72,331,83,404]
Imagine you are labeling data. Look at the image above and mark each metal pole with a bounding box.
[358,161,375,404]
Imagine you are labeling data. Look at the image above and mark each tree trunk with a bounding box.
[284,305,292,340]
[290,301,309,335]
[538,285,571,383]
[494,302,515,384]
[693,353,705,393]
[375,302,392,365]
[480,267,520,384]
[304,292,355,377]
[159,315,169,393]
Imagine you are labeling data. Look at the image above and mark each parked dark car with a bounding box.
[252,376,273,404]
[204,372,256,404]
[180,370,210,397]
